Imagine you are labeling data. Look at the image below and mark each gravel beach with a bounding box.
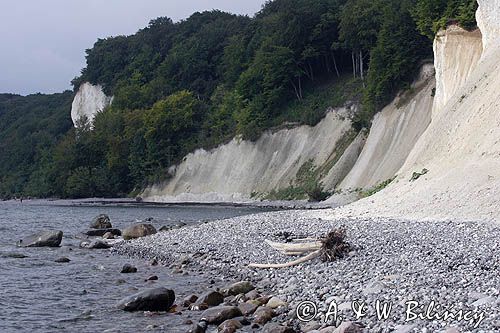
[114,210,500,332]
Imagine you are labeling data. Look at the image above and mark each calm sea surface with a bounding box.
[0,200,273,332]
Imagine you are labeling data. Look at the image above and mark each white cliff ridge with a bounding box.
[318,0,500,222]
[71,82,113,126]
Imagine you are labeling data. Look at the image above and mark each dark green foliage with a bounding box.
[0,92,74,199]
[359,0,431,126]
[413,0,478,40]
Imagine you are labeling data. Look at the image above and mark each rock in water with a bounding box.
[80,239,112,249]
[18,230,63,247]
[122,224,157,240]
[55,257,71,263]
[90,214,112,229]
[117,287,175,312]
[121,264,138,273]
[84,228,121,237]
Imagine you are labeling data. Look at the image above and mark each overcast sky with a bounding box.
[0,0,266,95]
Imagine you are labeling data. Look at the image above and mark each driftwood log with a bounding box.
[248,228,350,269]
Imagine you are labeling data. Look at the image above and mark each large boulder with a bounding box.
[200,306,242,324]
[122,223,157,240]
[84,228,121,237]
[117,287,175,312]
[224,281,255,296]
[18,230,63,247]
[90,214,112,229]
[196,291,224,307]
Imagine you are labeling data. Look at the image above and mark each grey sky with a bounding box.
[0,0,266,95]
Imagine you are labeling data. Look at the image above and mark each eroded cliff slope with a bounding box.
[320,0,500,222]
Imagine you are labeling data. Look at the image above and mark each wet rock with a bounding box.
[90,239,112,249]
[225,281,255,296]
[197,291,224,307]
[90,214,112,229]
[200,306,242,324]
[80,239,112,249]
[102,232,115,239]
[190,303,209,311]
[84,228,121,237]
[18,230,63,247]
[218,319,243,333]
[256,295,271,305]
[159,222,187,232]
[117,287,175,312]
[121,264,138,273]
[245,290,260,300]
[1,252,28,259]
[189,320,207,333]
[55,257,71,263]
[122,223,157,240]
[184,294,199,307]
[146,275,158,281]
[262,323,296,333]
[253,306,275,325]
[247,299,262,307]
[238,302,258,316]
[234,293,247,303]
[266,296,286,309]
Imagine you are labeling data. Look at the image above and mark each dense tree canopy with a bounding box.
[0,0,478,199]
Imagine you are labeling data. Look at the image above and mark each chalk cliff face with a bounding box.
[144,0,500,214]
[71,82,113,126]
[321,0,500,222]
[339,64,435,190]
[477,0,500,56]
[433,25,482,115]
[142,108,359,202]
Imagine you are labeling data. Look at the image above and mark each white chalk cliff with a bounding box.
[143,107,360,202]
[144,0,500,222]
[71,82,113,126]
[319,0,500,222]
[339,64,435,190]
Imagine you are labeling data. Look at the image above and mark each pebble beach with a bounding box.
[114,210,500,332]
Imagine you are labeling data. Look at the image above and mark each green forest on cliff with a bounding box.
[0,0,477,199]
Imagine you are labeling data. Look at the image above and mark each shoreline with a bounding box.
[3,197,336,210]
[114,209,500,332]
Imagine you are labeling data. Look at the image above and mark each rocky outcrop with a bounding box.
[71,82,113,126]
[18,230,63,247]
